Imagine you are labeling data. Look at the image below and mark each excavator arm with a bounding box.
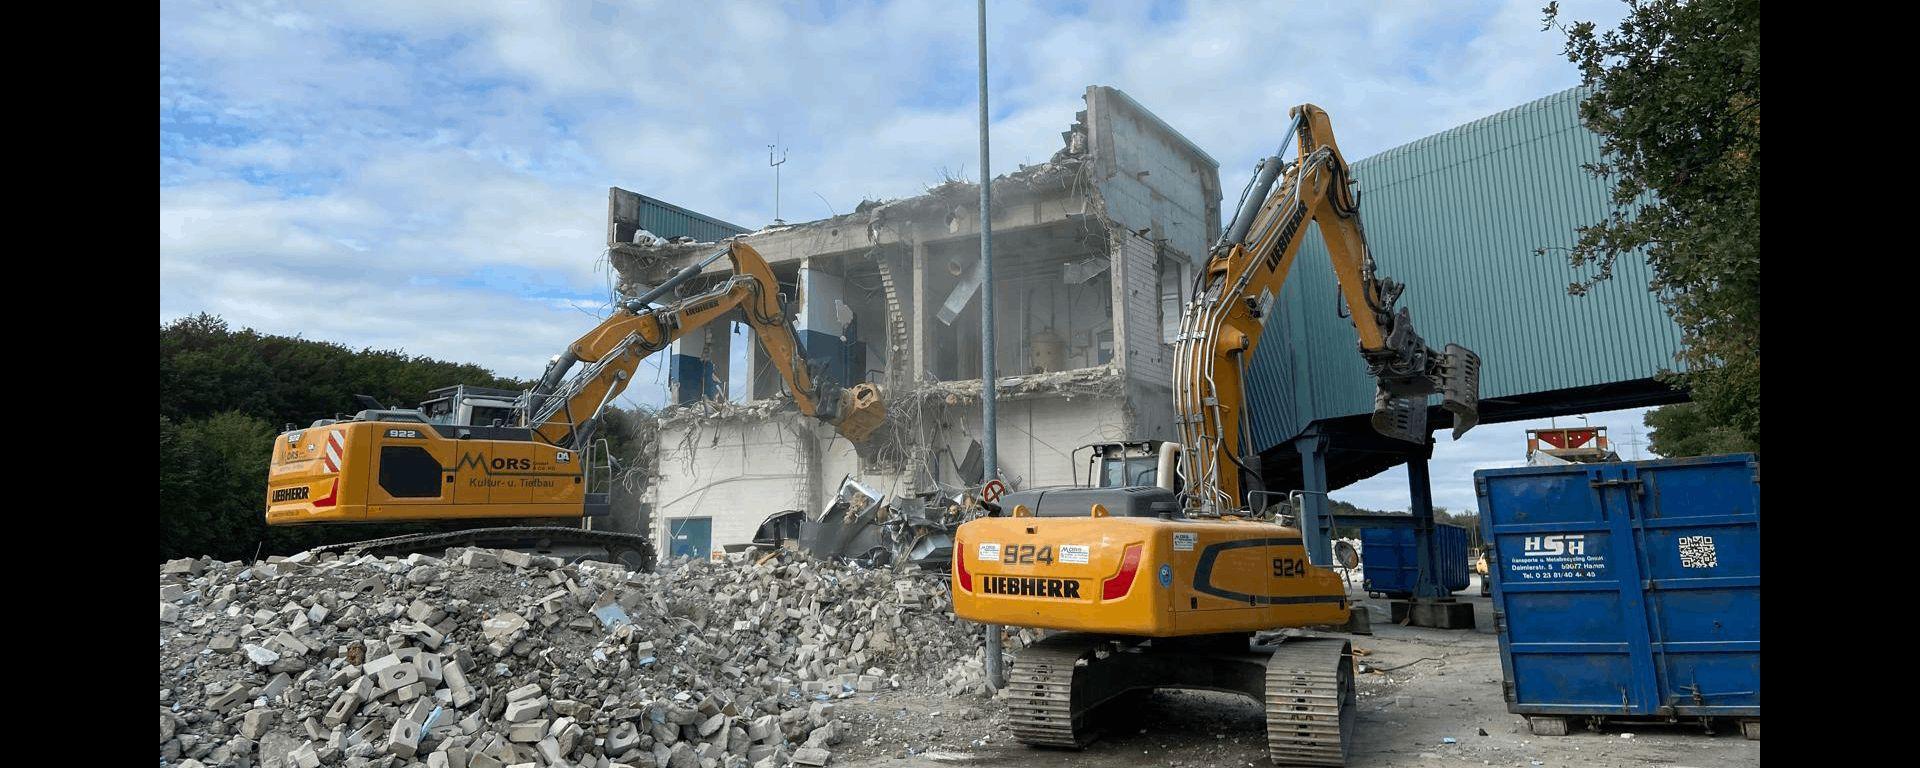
[1173,104,1481,514]
[525,241,886,449]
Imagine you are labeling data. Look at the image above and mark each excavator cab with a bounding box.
[417,385,527,428]
[1077,441,1183,492]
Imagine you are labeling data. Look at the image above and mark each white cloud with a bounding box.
[161,0,1632,414]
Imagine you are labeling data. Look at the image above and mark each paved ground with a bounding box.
[831,575,1759,768]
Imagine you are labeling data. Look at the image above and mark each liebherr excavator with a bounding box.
[951,105,1481,766]
[264,242,886,569]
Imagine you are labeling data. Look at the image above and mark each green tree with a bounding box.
[158,314,533,561]
[1543,0,1760,450]
[158,415,206,560]
[1643,402,1755,457]
[158,412,279,561]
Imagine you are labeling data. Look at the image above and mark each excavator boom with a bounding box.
[264,241,886,540]
[953,104,1483,766]
[1174,104,1481,514]
[528,241,886,448]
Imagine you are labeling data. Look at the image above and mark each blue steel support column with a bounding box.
[1408,438,1443,599]
[667,326,721,405]
[1295,427,1333,566]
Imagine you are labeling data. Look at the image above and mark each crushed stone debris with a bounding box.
[160,547,1001,767]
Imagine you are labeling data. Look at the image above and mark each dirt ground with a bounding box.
[830,575,1759,768]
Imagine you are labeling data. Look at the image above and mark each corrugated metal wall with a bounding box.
[608,187,749,244]
[1246,87,1685,453]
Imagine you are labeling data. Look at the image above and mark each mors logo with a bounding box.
[1519,535,1586,557]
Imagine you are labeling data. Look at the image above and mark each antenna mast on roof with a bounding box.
[769,138,790,225]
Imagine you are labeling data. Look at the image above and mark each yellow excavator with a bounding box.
[951,104,1481,766]
[264,242,887,569]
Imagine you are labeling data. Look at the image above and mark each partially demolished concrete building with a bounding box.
[609,86,1221,560]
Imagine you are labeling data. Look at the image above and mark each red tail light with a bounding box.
[313,480,339,508]
[954,538,973,592]
[1102,544,1143,600]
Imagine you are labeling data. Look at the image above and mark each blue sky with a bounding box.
[160,0,1641,510]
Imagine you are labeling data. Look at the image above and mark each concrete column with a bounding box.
[1295,427,1333,566]
[794,259,864,390]
[741,324,765,400]
[667,323,729,404]
[910,240,933,384]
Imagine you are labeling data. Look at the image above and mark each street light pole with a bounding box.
[976,0,1005,692]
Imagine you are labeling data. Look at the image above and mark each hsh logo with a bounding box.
[1520,535,1586,557]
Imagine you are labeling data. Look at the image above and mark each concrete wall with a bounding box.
[650,417,815,558]
[1111,230,1172,389]
[1086,86,1220,270]
[647,394,1134,556]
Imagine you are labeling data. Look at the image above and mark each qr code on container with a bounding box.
[1678,535,1717,569]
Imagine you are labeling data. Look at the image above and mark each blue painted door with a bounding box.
[668,517,712,560]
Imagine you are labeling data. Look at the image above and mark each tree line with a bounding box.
[160,313,621,561]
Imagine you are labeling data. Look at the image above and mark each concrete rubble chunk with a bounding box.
[242,643,280,666]
[507,718,549,743]
[159,548,979,766]
[498,549,534,569]
[162,557,203,576]
[504,696,548,722]
[376,661,420,692]
[505,683,544,702]
[241,709,276,739]
[388,718,423,758]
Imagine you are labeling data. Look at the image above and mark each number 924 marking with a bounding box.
[1003,544,1054,565]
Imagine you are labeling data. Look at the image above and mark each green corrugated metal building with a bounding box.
[1247,87,1687,491]
[607,187,749,244]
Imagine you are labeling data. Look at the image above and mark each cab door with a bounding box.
[370,426,455,506]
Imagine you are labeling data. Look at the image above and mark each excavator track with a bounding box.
[306,526,656,572]
[1005,632,1110,748]
[1004,632,1354,765]
[1263,637,1354,766]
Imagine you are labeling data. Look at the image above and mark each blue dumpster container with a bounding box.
[1475,454,1759,729]
[1359,524,1470,597]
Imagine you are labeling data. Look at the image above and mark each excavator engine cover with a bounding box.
[999,486,1179,518]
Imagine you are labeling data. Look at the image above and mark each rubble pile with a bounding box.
[159,548,985,768]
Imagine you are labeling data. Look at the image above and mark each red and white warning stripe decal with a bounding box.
[322,431,344,473]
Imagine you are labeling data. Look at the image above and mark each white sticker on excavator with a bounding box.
[1060,545,1090,564]
[1173,532,1197,551]
[979,543,1001,561]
